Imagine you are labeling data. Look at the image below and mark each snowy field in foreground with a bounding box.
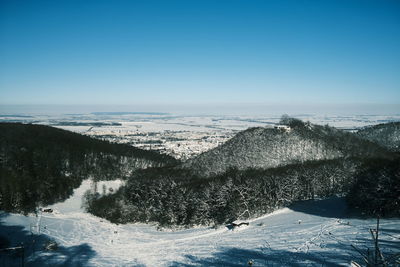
[1,179,399,267]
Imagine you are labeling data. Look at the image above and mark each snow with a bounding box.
[1,112,400,266]
[1,180,399,266]
[45,180,124,214]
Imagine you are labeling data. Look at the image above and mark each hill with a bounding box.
[181,118,393,176]
[356,121,400,152]
[83,118,399,226]
[0,123,178,213]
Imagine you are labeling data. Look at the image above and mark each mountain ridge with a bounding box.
[181,119,393,176]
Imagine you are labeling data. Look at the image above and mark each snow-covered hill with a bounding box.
[357,121,400,152]
[1,179,399,266]
[182,121,392,176]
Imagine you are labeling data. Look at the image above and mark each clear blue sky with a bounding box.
[1,0,399,108]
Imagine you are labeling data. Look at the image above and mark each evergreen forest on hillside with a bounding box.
[0,123,178,214]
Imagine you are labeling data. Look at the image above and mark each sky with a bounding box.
[0,0,399,112]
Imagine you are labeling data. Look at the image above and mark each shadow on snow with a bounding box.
[170,245,358,267]
[172,242,399,267]
[172,197,399,267]
[0,213,96,267]
[289,197,366,219]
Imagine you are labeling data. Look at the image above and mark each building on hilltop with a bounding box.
[274,125,292,132]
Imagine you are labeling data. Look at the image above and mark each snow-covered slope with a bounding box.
[182,122,392,176]
[357,121,400,152]
[1,180,399,266]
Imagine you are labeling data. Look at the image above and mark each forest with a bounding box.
[0,123,178,214]
[356,121,400,152]
[84,157,399,227]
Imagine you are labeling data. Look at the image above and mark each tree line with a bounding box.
[85,158,390,227]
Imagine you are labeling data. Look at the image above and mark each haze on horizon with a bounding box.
[1,0,400,112]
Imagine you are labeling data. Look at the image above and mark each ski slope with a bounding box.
[1,179,399,267]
